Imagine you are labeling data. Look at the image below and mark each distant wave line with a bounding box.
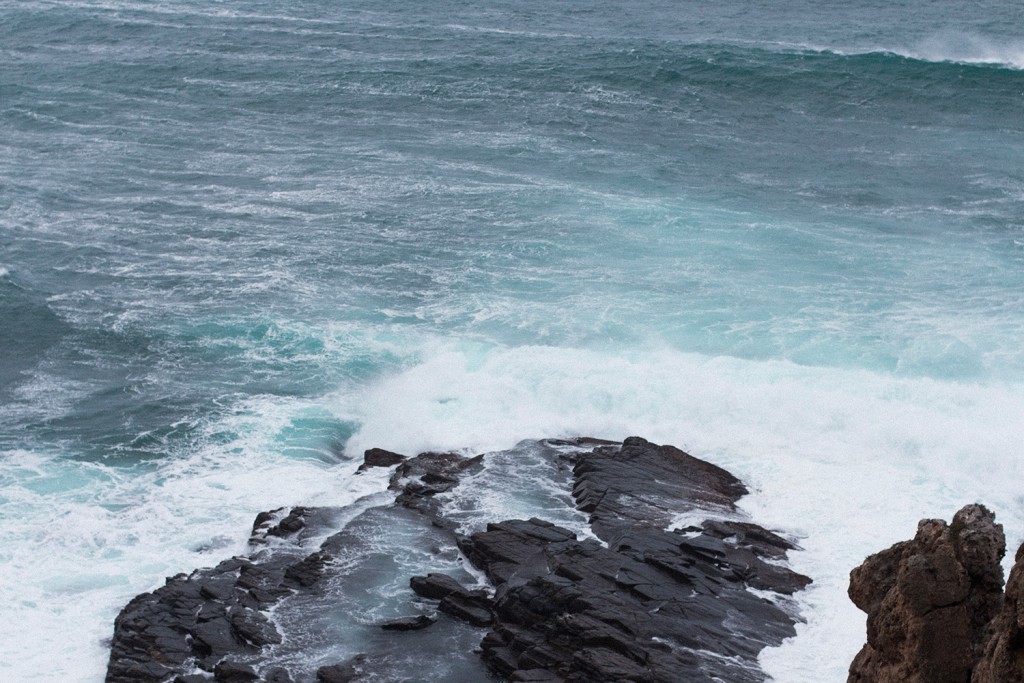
[784,37,1024,71]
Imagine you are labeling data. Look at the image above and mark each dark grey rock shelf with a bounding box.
[106,436,810,683]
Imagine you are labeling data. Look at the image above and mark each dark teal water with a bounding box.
[2,1,1024,679]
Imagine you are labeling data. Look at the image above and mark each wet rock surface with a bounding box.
[107,437,809,683]
[461,438,811,682]
[847,503,1008,683]
[378,614,435,631]
[356,447,405,472]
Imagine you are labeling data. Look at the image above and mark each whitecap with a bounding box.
[342,341,1024,682]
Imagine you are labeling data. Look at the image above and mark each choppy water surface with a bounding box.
[2,1,1024,680]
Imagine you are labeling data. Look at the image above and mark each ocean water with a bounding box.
[2,0,1023,680]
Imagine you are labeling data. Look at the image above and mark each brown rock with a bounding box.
[973,543,1024,682]
[848,503,1005,683]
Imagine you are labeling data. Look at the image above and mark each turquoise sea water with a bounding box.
[2,1,1024,680]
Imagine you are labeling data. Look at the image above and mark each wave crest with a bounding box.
[823,33,1024,70]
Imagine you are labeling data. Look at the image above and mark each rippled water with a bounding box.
[2,1,1023,680]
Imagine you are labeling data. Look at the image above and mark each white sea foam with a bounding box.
[0,395,387,683]
[344,341,1024,682]
[806,34,1024,70]
[443,23,582,40]
[902,34,1024,70]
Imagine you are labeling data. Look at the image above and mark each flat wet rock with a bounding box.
[107,437,808,683]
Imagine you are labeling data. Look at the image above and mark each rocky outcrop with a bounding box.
[355,447,405,472]
[106,513,308,683]
[847,503,1006,683]
[460,438,811,682]
[106,448,473,683]
[107,438,809,683]
[973,543,1024,682]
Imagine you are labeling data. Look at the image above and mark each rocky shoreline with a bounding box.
[105,434,1024,683]
[105,437,811,683]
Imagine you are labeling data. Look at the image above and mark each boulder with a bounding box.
[847,504,1005,683]
[316,659,363,683]
[212,660,258,683]
[409,573,469,600]
[379,615,436,631]
[357,448,406,472]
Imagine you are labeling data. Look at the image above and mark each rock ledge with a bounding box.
[107,437,809,683]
